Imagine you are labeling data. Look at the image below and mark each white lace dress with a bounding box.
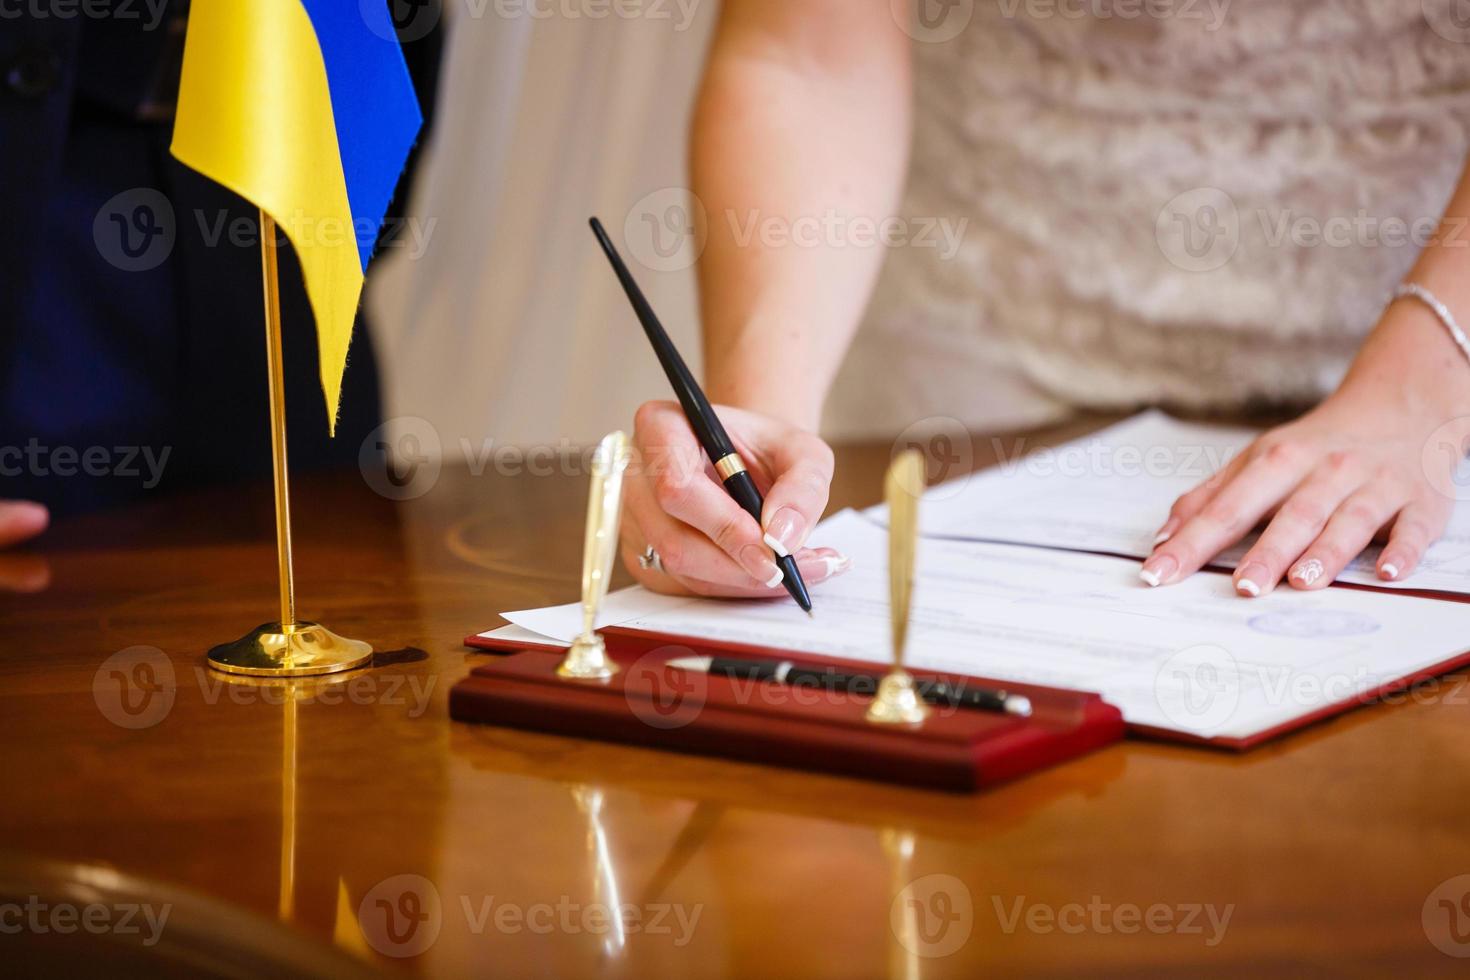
[825,0,1470,438]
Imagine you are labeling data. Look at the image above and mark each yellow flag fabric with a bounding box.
[171,0,421,431]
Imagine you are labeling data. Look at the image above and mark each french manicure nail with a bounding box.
[740,545,782,586]
[762,507,806,558]
[1235,561,1268,597]
[1290,558,1324,587]
[816,554,852,579]
[1139,554,1178,588]
[1380,562,1400,581]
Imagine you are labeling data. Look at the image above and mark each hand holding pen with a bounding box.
[589,219,853,604]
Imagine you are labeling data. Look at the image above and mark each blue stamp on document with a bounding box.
[1248,609,1381,639]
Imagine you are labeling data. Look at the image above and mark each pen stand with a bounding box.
[453,629,1125,793]
[556,632,617,682]
[552,429,630,683]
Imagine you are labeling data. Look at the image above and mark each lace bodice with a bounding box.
[827,0,1470,436]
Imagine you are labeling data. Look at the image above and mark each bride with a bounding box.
[619,0,1470,601]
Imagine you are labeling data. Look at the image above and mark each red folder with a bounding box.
[453,627,1125,792]
[1135,643,1470,751]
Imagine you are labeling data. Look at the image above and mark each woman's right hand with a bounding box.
[620,400,851,597]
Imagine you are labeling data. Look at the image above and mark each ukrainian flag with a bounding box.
[170,0,423,430]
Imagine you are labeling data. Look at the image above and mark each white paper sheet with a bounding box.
[871,410,1470,596]
[494,510,1470,741]
[474,623,570,648]
[500,588,697,644]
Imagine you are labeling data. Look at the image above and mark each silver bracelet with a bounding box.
[1392,282,1470,368]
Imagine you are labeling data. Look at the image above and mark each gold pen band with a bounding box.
[713,453,747,481]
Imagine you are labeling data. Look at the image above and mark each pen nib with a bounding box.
[804,608,814,620]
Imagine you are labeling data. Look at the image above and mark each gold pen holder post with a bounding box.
[866,449,930,726]
[556,431,633,682]
[207,211,372,677]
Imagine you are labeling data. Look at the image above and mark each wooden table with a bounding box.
[4,417,1470,977]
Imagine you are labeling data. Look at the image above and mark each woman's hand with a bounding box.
[0,500,47,548]
[0,500,50,592]
[1148,157,1470,596]
[620,400,850,597]
[1141,385,1462,596]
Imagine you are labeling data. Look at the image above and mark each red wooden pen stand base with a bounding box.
[453,630,1124,792]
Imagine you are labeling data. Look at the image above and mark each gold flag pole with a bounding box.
[206,210,373,676]
[262,210,297,629]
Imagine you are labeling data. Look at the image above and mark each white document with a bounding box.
[499,588,695,644]
[876,410,1470,596]
[475,623,572,649]
[489,510,1470,742]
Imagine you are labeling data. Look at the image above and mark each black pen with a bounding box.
[665,654,1034,716]
[589,216,813,614]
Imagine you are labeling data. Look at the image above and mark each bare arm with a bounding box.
[619,0,909,598]
[693,0,911,428]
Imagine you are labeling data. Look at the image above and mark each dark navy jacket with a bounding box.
[0,1,442,516]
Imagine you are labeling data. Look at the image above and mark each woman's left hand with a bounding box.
[1140,385,1465,596]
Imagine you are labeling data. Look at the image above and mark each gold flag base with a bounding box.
[207,622,373,677]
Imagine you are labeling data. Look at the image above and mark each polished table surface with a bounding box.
[5,416,1470,977]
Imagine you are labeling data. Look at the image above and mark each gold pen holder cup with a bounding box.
[557,632,618,682]
[865,669,930,726]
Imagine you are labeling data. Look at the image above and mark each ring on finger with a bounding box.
[637,545,663,573]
